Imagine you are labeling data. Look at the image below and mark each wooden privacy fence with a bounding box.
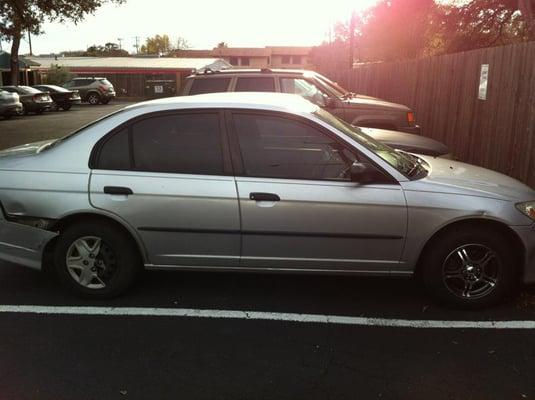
[316,42,535,187]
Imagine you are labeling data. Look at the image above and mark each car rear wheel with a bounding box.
[87,93,100,105]
[53,222,141,298]
[420,227,518,308]
[100,98,110,105]
[61,103,72,111]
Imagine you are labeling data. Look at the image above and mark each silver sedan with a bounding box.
[0,93,534,308]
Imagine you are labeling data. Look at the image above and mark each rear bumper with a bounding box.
[25,102,53,112]
[0,213,57,270]
[511,224,535,284]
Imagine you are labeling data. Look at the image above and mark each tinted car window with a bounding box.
[98,128,130,170]
[189,78,230,95]
[235,77,275,92]
[131,113,223,175]
[233,113,357,181]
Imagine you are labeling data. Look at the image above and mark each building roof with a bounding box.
[0,51,41,70]
[27,56,231,71]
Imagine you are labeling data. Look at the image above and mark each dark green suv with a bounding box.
[63,77,116,105]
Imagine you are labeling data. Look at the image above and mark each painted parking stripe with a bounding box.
[1,305,535,329]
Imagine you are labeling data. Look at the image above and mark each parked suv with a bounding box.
[181,69,451,157]
[63,77,116,105]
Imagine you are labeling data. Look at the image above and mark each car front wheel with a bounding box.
[53,222,141,298]
[420,227,518,308]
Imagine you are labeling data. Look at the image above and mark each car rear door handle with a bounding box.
[103,186,133,195]
[249,192,280,201]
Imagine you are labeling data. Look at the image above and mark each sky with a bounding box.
[0,0,380,55]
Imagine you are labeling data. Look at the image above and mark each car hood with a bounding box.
[0,139,57,158]
[361,127,450,157]
[412,156,535,201]
[344,95,410,112]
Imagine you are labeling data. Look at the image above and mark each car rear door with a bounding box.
[226,110,407,273]
[89,110,241,268]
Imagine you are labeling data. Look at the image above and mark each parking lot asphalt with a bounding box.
[1,103,535,399]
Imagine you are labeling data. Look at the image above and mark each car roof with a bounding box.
[186,68,315,78]
[126,92,319,114]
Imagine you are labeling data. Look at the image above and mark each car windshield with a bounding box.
[313,108,427,179]
[313,74,350,98]
[44,85,69,93]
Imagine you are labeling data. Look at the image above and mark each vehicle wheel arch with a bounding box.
[43,212,148,272]
[85,91,101,101]
[414,217,525,281]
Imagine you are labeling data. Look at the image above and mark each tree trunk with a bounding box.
[10,33,21,85]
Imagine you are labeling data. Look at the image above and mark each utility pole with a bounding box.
[28,29,33,56]
[117,38,123,50]
[133,36,140,54]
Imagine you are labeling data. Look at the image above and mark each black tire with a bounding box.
[61,103,72,111]
[87,92,101,105]
[53,222,141,298]
[420,226,519,309]
[100,98,110,105]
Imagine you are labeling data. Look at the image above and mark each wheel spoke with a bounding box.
[444,269,463,279]
[478,251,495,269]
[78,267,95,286]
[456,248,472,266]
[462,280,474,298]
[480,275,497,287]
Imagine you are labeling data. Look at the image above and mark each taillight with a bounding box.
[33,94,50,103]
[407,111,416,126]
[98,85,108,93]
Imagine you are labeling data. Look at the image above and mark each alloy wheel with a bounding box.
[442,244,500,299]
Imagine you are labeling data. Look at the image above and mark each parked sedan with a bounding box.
[0,89,23,119]
[0,86,53,115]
[0,93,533,308]
[33,84,81,111]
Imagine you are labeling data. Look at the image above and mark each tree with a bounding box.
[140,34,189,55]
[85,42,129,56]
[312,0,535,66]
[0,0,124,85]
[217,41,228,48]
[44,64,73,85]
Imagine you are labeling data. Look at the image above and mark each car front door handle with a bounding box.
[103,186,133,195]
[249,192,280,201]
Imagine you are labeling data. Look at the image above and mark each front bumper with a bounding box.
[0,212,57,270]
[399,125,421,135]
[511,224,535,284]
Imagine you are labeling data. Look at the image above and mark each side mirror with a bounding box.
[350,162,378,184]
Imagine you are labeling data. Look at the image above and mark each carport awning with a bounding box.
[0,51,40,70]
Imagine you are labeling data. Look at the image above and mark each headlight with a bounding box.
[516,201,535,221]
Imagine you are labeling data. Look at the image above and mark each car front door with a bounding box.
[227,110,407,273]
[89,110,241,268]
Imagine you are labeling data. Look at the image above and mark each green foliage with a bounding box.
[85,42,129,56]
[315,0,535,64]
[140,34,189,55]
[44,64,73,85]
[1,0,124,84]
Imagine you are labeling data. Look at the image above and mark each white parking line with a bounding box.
[1,305,535,329]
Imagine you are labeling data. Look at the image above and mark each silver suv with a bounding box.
[0,93,533,308]
[63,77,116,105]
